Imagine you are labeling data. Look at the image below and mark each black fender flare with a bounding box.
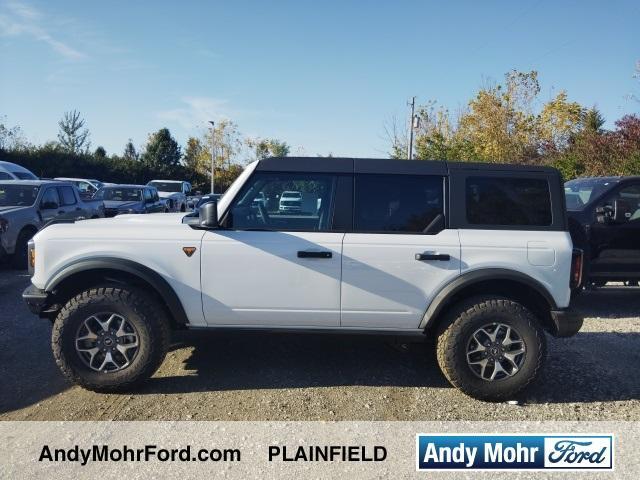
[45,257,189,327]
[419,268,558,329]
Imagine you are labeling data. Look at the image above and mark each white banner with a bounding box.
[1,421,637,479]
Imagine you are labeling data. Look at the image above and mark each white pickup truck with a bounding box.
[23,157,583,401]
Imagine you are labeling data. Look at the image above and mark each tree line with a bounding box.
[388,69,640,179]
[2,67,639,189]
[0,112,290,193]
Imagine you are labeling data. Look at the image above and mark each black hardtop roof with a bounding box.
[256,157,559,176]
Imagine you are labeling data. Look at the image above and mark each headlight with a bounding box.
[27,239,35,275]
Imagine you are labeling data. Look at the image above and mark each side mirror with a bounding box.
[199,201,218,228]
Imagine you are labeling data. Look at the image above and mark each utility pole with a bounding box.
[407,96,416,160]
[208,121,215,194]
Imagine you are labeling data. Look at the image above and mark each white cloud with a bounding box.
[0,1,85,60]
[156,97,282,131]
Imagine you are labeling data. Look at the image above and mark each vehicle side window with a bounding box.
[227,172,337,231]
[604,184,640,221]
[58,186,77,206]
[353,174,444,233]
[466,177,552,227]
[40,188,60,209]
[143,189,153,201]
[75,181,95,194]
[0,172,11,180]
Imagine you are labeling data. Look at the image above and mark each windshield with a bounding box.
[148,181,182,192]
[0,185,40,206]
[11,171,37,180]
[95,188,142,202]
[564,178,617,210]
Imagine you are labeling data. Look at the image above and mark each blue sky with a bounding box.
[0,0,638,159]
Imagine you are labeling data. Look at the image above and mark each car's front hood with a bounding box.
[103,200,143,210]
[157,191,181,199]
[0,205,32,217]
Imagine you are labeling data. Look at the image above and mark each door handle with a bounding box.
[415,252,450,261]
[298,250,332,259]
[58,210,65,214]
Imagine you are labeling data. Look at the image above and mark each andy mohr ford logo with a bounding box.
[416,434,613,471]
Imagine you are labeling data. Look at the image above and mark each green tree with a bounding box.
[456,71,540,163]
[57,110,91,154]
[140,128,181,175]
[94,146,107,159]
[581,107,605,134]
[248,137,290,160]
[123,139,138,161]
[538,91,584,152]
[183,136,209,175]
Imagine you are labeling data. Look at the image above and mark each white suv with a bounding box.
[23,157,583,401]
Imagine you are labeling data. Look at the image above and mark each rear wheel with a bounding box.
[52,286,170,392]
[436,296,545,401]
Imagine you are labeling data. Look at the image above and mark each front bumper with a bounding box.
[22,284,50,315]
[550,307,584,337]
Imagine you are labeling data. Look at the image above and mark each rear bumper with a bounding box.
[550,307,584,337]
[22,284,50,315]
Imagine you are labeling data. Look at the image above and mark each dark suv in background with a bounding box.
[565,176,640,287]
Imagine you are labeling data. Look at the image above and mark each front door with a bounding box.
[341,173,461,329]
[201,171,343,326]
[590,182,640,280]
[39,187,62,223]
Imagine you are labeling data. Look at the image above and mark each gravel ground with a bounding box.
[0,267,638,421]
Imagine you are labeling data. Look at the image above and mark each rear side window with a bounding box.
[466,177,552,226]
[58,186,77,206]
[0,172,11,180]
[354,174,444,233]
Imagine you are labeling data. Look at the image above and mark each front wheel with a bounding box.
[436,296,546,401]
[52,286,170,392]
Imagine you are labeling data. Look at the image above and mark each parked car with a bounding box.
[94,185,165,217]
[146,180,191,212]
[565,176,640,288]
[278,190,302,212]
[0,180,104,268]
[54,178,104,200]
[0,161,38,180]
[193,193,222,213]
[23,157,583,401]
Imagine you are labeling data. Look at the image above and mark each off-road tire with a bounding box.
[52,286,170,392]
[436,295,546,401]
[10,228,33,270]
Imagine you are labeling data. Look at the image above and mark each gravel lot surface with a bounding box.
[1,267,638,421]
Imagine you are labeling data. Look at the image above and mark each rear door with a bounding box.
[341,173,461,329]
[57,185,85,220]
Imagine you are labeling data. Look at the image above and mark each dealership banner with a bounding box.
[0,421,637,478]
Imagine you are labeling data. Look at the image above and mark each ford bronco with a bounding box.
[23,158,583,401]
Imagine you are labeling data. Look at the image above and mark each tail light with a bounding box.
[570,248,584,289]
